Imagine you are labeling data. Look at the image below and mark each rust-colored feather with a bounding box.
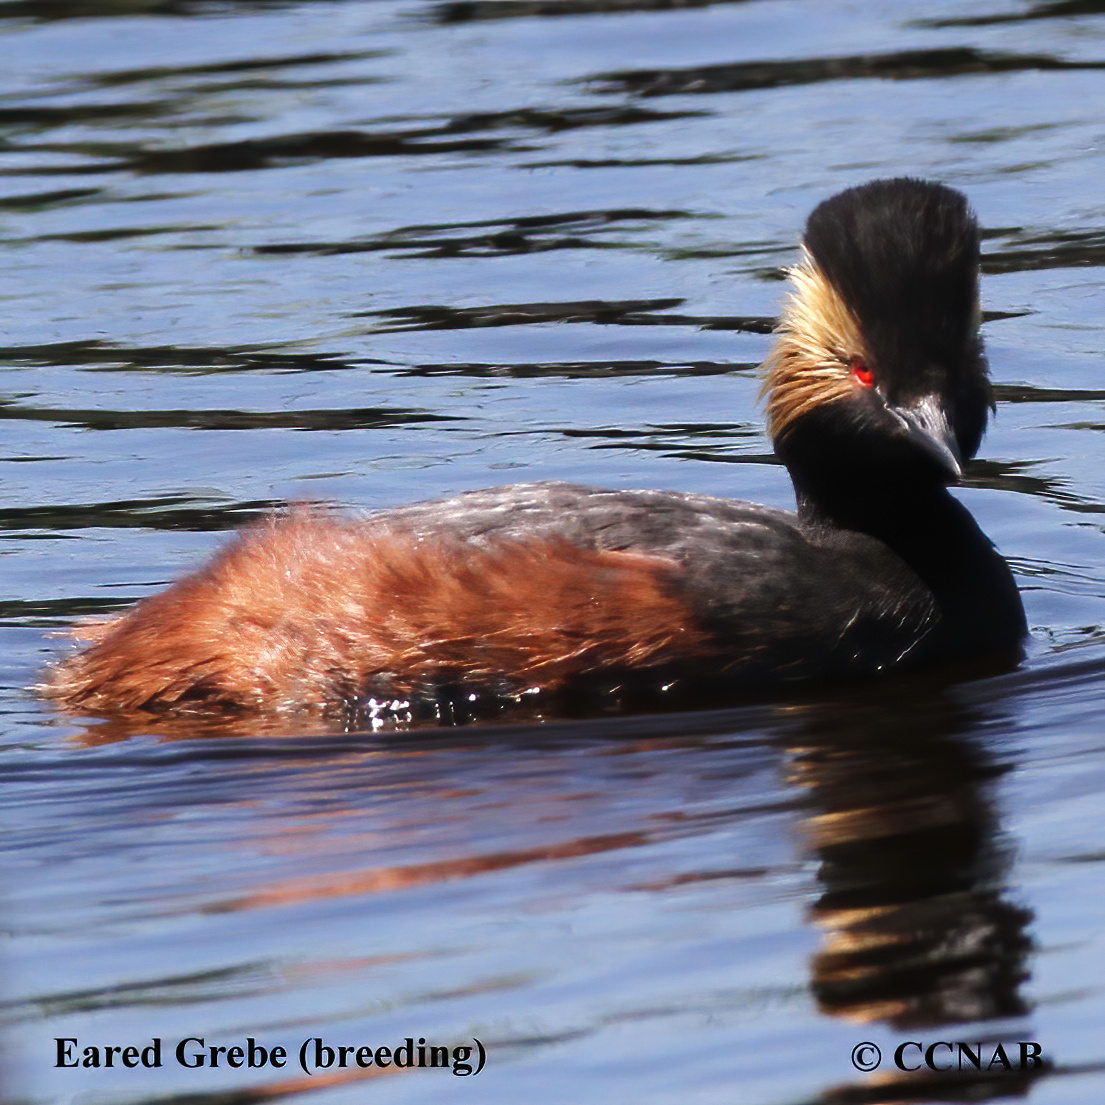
[45,511,711,717]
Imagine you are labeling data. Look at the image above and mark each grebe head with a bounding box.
[764,178,992,496]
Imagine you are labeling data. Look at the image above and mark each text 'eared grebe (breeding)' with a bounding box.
[46,178,1027,725]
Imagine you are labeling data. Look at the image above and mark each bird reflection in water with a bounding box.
[784,682,1041,1102]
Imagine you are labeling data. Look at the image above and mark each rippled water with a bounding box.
[4,1,1105,1102]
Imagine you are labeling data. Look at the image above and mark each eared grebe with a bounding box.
[46,178,1026,724]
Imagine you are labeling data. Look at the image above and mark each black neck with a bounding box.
[790,471,1026,660]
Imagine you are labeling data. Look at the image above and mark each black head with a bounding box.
[765,178,993,503]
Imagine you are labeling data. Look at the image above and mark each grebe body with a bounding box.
[47,179,1026,722]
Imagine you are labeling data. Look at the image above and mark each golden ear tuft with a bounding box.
[761,248,866,441]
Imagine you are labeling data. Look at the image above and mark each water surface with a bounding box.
[4,1,1105,1101]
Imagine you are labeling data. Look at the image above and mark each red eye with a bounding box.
[851,357,874,388]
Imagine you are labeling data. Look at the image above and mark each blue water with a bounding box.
[4,1,1105,1101]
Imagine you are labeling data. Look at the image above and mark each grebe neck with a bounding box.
[790,471,1025,660]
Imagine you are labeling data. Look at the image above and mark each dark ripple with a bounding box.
[559,423,762,464]
[0,340,363,374]
[0,399,458,433]
[0,100,173,126]
[0,0,331,19]
[438,104,704,133]
[916,1,1105,29]
[0,51,386,138]
[527,151,756,170]
[127,128,511,175]
[964,649,1105,704]
[256,206,694,259]
[399,358,750,379]
[29,222,220,244]
[78,49,379,89]
[432,0,753,21]
[9,106,699,178]
[587,46,1105,97]
[1013,557,1105,600]
[0,50,378,126]
[4,133,505,180]
[968,459,1105,518]
[0,596,135,621]
[368,304,1016,333]
[0,186,101,210]
[361,298,776,333]
[993,382,1105,403]
[0,963,277,1022]
[984,228,1105,273]
[0,496,276,533]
